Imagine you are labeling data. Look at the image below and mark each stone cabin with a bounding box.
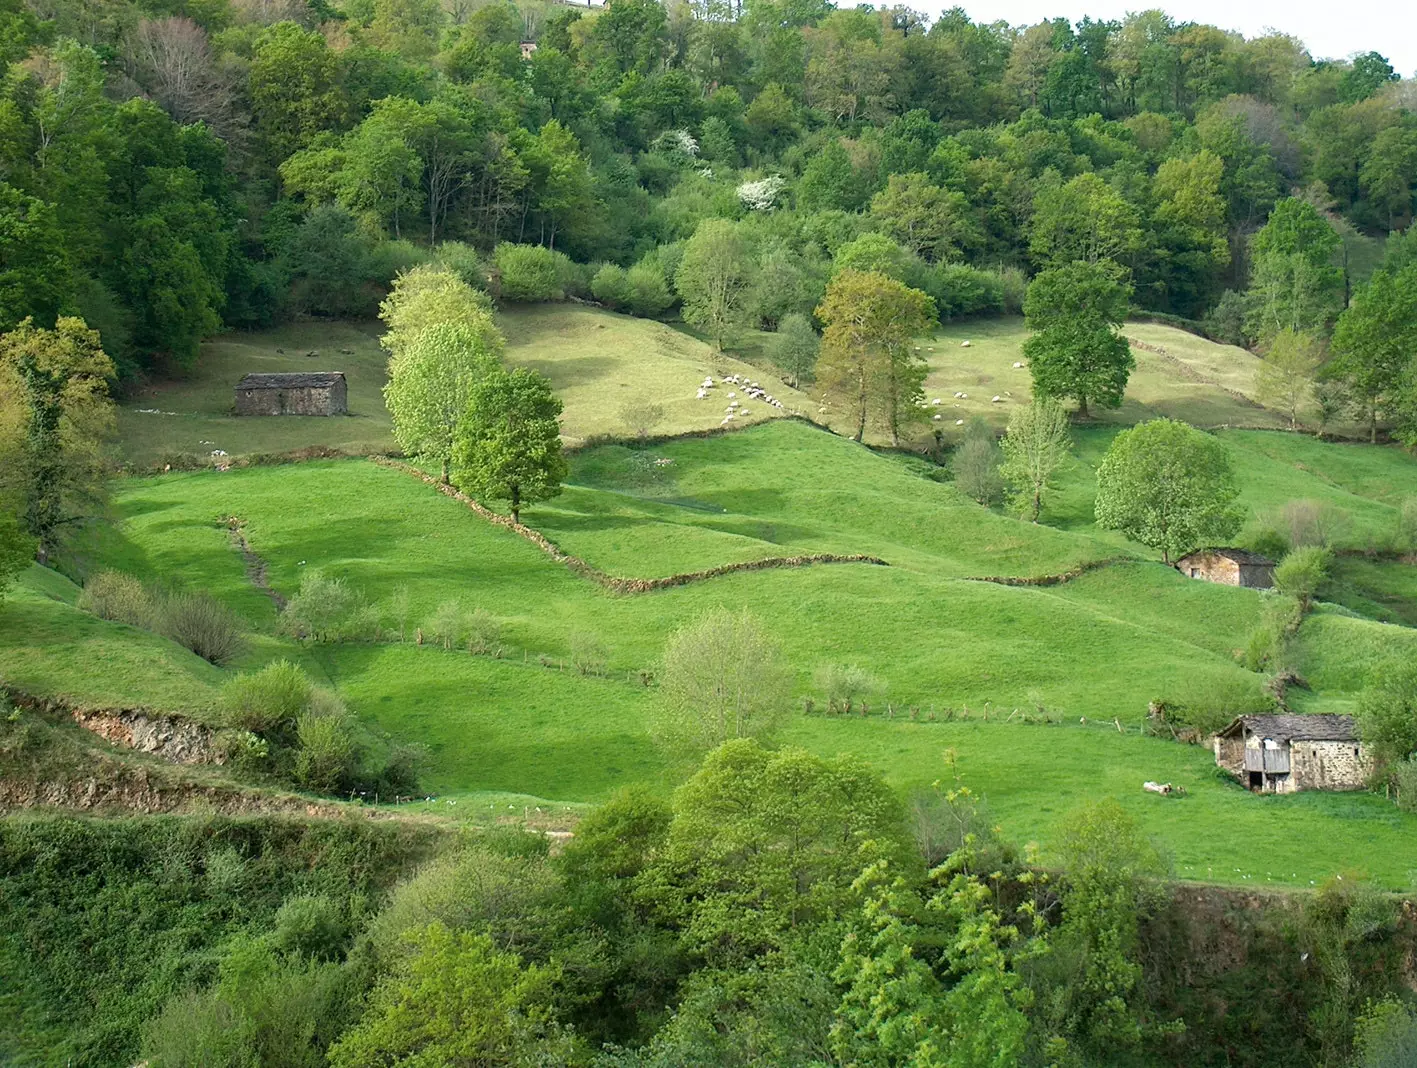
[1175,548,1275,589]
[1214,715,1369,793]
[235,372,347,416]
[519,40,538,59]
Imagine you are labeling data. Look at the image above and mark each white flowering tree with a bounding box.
[737,175,786,212]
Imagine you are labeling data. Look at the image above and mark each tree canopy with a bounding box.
[451,366,567,524]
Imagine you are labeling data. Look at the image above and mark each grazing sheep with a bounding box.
[992,395,1002,403]
[1013,361,1024,368]
[696,389,708,399]
[955,419,964,425]
[961,340,972,347]
[932,398,942,405]
[933,414,942,421]
[728,391,736,398]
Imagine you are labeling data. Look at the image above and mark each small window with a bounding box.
[1355,748,1360,757]
[1190,568,1199,577]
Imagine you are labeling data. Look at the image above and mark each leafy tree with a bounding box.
[767,311,819,388]
[451,367,567,524]
[952,415,1004,506]
[283,205,378,318]
[379,264,497,362]
[249,22,347,166]
[336,110,424,238]
[1357,659,1417,779]
[655,608,790,758]
[0,183,69,332]
[675,219,755,350]
[1029,172,1143,270]
[1330,264,1417,442]
[798,139,869,212]
[1094,418,1243,563]
[327,923,571,1068]
[1338,51,1397,104]
[999,399,1071,522]
[1273,545,1332,613]
[0,317,113,562]
[831,232,915,282]
[1045,798,1169,1054]
[1022,261,1134,419]
[816,270,936,444]
[384,323,500,483]
[642,739,911,963]
[1360,126,1417,230]
[1256,328,1323,430]
[1245,198,1343,343]
[869,172,980,263]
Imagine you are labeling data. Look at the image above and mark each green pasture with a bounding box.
[18,417,1414,887]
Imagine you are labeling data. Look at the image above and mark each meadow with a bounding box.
[21,390,1415,888]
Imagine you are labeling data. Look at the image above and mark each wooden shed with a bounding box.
[1214,715,1369,793]
[235,372,347,416]
[1175,548,1275,589]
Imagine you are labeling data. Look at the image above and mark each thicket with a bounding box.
[79,570,245,665]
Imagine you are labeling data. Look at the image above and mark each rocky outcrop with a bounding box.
[0,767,359,817]
[5,691,226,766]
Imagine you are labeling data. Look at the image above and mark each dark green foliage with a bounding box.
[952,416,1004,505]
[0,816,439,1066]
[160,590,246,665]
[1023,260,1135,418]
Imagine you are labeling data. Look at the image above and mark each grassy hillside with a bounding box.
[26,416,1414,888]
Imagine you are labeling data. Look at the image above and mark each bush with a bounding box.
[996,265,1027,316]
[625,259,676,317]
[1274,545,1332,611]
[281,572,365,643]
[1238,522,1289,561]
[620,401,666,438]
[293,691,361,794]
[1203,288,1248,346]
[767,312,819,388]
[78,570,157,628]
[591,263,631,308]
[1155,673,1276,738]
[812,662,883,713]
[933,263,1005,319]
[425,599,465,650]
[570,630,608,675]
[223,660,313,735]
[1392,758,1417,813]
[268,894,349,962]
[1281,499,1346,549]
[431,241,487,289]
[493,243,576,302]
[465,608,503,657]
[160,591,246,665]
[952,417,1004,505]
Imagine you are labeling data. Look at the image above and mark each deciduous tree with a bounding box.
[1094,417,1242,563]
[674,218,755,350]
[1022,261,1134,419]
[815,269,935,443]
[1256,328,1323,430]
[1330,264,1417,442]
[451,367,566,524]
[999,399,1071,522]
[767,311,819,388]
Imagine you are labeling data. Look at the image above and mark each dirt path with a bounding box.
[225,516,287,610]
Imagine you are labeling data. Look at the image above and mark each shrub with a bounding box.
[1274,545,1332,611]
[768,311,819,388]
[952,417,1004,505]
[570,630,608,675]
[934,263,1005,319]
[813,662,883,713]
[223,660,313,734]
[1203,288,1248,346]
[281,572,364,643]
[996,265,1028,316]
[293,692,361,794]
[591,263,631,308]
[78,570,157,628]
[625,259,676,317]
[431,241,487,289]
[1392,758,1417,813]
[1156,673,1275,738]
[620,401,666,438]
[1281,498,1346,549]
[268,894,349,962]
[425,599,465,650]
[160,591,246,665]
[494,243,574,302]
[1238,522,1289,561]
[465,608,503,657]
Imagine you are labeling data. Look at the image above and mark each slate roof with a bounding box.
[1177,547,1275,567]
[236,372,346,390]
[1217,714,1358,743]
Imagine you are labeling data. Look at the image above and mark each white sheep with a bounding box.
[961,340,972,347]
[1012,361,1024,369]
[992,395,1002,403]
[956,419,965,425]
[932,398,942,405]
[728,391,736,399]
[933,414,942,421]
[696,389,708,399]
[959,393,968,399]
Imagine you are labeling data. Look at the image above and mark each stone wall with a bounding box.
[235,383,346,416]
[1293,740,1371,791]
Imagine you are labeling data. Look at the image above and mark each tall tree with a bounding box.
[1029,172,1143,270]
[999,399,1071,522]
[451,367,566,525]
[0,317,113,562]
[384,322,501,483]
[1329,263,1417,442]
[1094,417,1242,563]
[868,172,980,263]
[1244,197,1342,343]
[675,218,755,350]
[815,269,935,443]
[1255,328,1323,430]
[1022,260,1134,419]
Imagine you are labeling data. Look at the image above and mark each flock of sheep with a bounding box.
[697,374,787,426]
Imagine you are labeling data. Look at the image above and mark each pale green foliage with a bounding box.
[812,661,883,713]
[1273,545,1331,611]
[569,630,608,675]
[1255,328,1323,429]
[424,598,466,650]
[1357,659,1417,777]
[675,218,756,349]
[77,569,155,627]
[655,608,790,756]
[222,660,313,734]
[768,312,820,388]
[466,607,504,656]
[293,688,361,795]
[999,400,1071,522]
[952,417,1003,506]
[1094,418,1242,563]
[327,922,567,1068]
[494,243,576,302]
[1046,798,1169,1053]
[384,321,501,481]
[378,263,497,361]
[1029,172,1143,269]
[451,366,567,524]
[1280,498,1346,549]
[1399,499,1417,553]
[643,739,910,962]
[280,572,369,642]
[1353,998,1417,1068]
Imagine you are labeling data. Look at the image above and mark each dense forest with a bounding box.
[1,0,1414,382]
